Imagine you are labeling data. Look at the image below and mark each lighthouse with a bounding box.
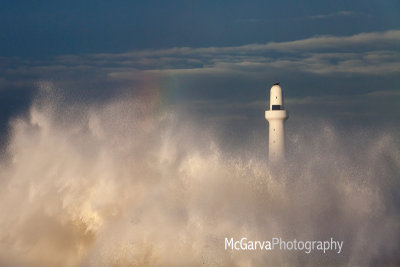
[265,83,288,162]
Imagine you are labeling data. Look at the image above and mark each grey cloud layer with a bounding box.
[1,29,398,88]
[77,30,400,78]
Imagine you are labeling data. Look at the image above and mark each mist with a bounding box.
[0,85,399,266]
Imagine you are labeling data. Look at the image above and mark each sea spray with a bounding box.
[0,90,398,266]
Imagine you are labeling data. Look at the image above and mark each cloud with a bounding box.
[269,51,400,75]
[264,30,400,52]
[36,30,397,69]
[307,10,356,20]
[41,30,400,78]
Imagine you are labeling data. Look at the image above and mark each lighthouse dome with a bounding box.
[270,84,284,110]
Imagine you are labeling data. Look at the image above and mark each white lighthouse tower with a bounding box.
[265,83,288,162]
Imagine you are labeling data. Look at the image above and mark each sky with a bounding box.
[0,0,399,56]
[0,1,399,143]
